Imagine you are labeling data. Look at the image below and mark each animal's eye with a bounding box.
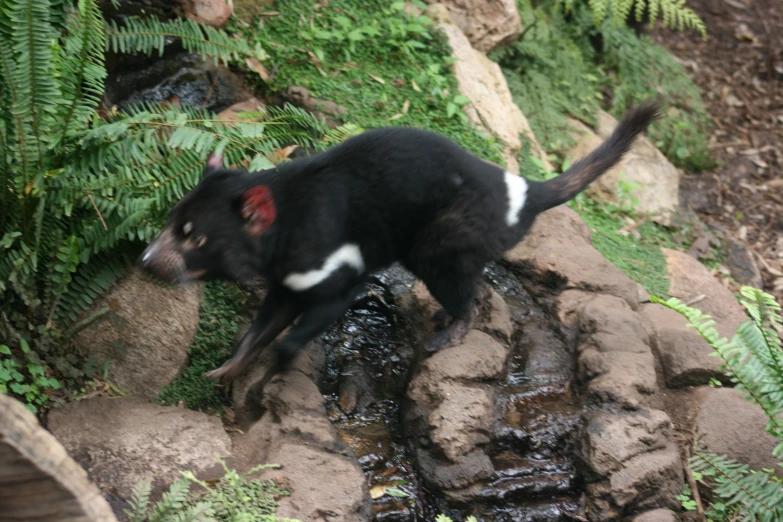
[182,221,194,236]
[193,234,207,248]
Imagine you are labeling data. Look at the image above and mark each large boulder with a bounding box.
[73,267,202,399]
[640,249,749,387]
[695,387,781,475]
[181,0,232,28]
[505,206,640,309]
[233,345,371,522]
[0,393,118,522]
[46,397,232,508]
[423,0,522,53]
[567,111,680,218]
[426,3,550,173]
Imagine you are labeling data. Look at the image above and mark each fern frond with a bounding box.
[690,448,783,521]
[652,290,783,455]
[125,478,153,522]
[149,479,191,522]
[54,0,106,146]
[6,0,61,169]
[106,16,258,66]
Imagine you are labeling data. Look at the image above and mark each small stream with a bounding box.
[317,264,586,521]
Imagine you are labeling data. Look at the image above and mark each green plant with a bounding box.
[157,282,245,412]
[652,287,783,521]
[492,0,602,152]
[556,0,706,37]
[0,340,61,412]
[238,0,504,164]
[125,457,293,522]
[0,0,327,410]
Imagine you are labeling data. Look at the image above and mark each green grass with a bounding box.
[157,282,245,411]
[228,0,504,164]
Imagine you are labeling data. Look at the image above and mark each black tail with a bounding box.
[538,98,663,211]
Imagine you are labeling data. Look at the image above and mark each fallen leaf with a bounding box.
[246,57,271,82]
[370,485,387,499]
[385,486,409,498]
[368,73,386,84]
[387,113,404,121]
[271,145,299,162]
[411,79,421,92]
[402,100,409,113]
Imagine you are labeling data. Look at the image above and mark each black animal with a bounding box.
[141,100,661,380]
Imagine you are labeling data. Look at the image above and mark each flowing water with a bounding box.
[317,264,587,521]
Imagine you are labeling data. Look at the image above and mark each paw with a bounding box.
[205,361,240,381]
[424,328,456,352]
[431,308,452,330]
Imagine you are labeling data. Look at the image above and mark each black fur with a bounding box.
[141,99,662,380]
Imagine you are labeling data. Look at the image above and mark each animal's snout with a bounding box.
[138,228,187,283]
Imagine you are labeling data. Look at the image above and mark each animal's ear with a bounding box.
[203,152,224,177]
[240,185,277,236]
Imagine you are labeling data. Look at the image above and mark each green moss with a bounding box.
[574,201,671,297]
[157,282,244,411]
[493,0,714,172]
[228,0,504,164]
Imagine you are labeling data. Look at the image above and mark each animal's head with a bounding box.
[140,153,277,284]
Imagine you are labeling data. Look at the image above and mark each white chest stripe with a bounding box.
[504,171,528,227]
[283,243,365,291]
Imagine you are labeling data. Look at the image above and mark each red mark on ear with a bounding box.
[241,185,277,236]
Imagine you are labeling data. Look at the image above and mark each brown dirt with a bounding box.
[649,0,783,300]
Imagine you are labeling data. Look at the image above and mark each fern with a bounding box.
[490,0,602,152]
[0,0,328,411]
[651,286,783,518]
[557,0,706,37]
[105,16,264,66]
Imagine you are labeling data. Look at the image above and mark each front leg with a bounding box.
[205,287,298,380]
[275,283,366,370]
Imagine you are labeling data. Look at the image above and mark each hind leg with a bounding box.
[422,269,483,351]
[430,283,492,330]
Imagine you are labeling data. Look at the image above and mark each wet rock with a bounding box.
[1,393,118,522]
[578,294,649,342]
[423,0,522,53]
[695,386,781,476]
[581,409,673,477]
[556,289,596,329]
[430,384,494,461]
[104,53,250,114]
[46,397,231,505]
[415,447,494,490]
[578,348,657,409]
[663,248,747,329]
[73,267,201,399]
[234,354,370,522]
[338,358,377,414]
[426,3,550,173]
[567,112,680,218]
[482,289,513,343]
[505,208,639,309]
[400,281,511,344]
[587,443,682,519]
[726,238,763,288]
[585,332,652,355]
[182,0,232,28]
[608,444,682,511]
[640,303,725,387]
[633,508,679,522]
[408,331,508,395]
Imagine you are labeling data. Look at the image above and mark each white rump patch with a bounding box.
[504,171,528,227]
[283,243,365,291]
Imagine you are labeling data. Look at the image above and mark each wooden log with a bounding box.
[0,394,117,522]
